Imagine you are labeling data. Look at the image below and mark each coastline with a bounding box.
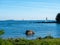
[0,20,57,23]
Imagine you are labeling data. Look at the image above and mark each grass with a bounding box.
[0,38,60,45]
[0,29,60,45]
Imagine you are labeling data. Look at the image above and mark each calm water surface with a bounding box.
[0,20,60,39]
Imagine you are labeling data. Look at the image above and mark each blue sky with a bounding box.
[0,0,60,20]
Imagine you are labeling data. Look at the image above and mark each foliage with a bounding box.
[44,35,53,39]
[56,13,60,23]
[0,38,60,45]
[0,29,5,36]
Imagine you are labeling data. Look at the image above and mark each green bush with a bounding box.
[44,35,53,39]
[0,29,5,38]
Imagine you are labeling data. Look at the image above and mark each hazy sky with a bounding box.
[0,0,60,20]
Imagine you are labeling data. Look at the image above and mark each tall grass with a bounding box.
[0,38,60,45]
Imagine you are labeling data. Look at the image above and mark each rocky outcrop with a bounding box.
[25,30,35,36]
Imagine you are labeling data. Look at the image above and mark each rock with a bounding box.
[25,30,35,36]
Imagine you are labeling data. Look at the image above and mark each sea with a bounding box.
[0,20,60,39]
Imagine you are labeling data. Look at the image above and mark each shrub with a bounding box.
[0,30,5,36]
[44,35,53,39]
[56,13,60,23]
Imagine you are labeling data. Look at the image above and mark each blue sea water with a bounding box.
[0,20,60,39]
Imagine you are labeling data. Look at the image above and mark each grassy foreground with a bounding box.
[0,30,60,45]
[0,38,60,45]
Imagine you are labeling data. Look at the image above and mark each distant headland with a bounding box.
[0,13,60,23]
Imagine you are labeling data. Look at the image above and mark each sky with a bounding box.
[0,0,60,20]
